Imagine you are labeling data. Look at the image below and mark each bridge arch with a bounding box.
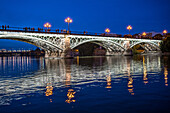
[129,41,160,50]
[71,39,125,51]
[0,35,63,51]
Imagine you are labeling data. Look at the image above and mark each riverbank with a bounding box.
[0,48,45,56]
[162,52,170,55]
[0,51,45,56]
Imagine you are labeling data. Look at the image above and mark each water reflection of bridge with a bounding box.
[0,56,168,105]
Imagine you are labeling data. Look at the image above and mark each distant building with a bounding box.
[0,49,7,52]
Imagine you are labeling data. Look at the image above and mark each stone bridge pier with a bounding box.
[45,36,73,58]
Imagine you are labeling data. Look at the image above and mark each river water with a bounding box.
[0,55,170,113]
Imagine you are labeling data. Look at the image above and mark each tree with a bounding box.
[153,34,163,40]
[160,37,170,52]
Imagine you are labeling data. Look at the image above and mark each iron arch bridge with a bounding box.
[0,31,161,58]
[69,35,161,55]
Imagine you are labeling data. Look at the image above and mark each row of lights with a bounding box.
[44,17,72,32]
[142,29,167,36]
[106,25,168,36]
[105,25,132,34]
[43,18,168,35]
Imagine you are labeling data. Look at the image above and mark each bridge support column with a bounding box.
[60,36,74,58]
[45,36,74,58]
[45,51,60,58]
[60,48,74,58]
[45,49,74,59]
[122,49,133,56]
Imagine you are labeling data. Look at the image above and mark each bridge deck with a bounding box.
[0,28,162,40]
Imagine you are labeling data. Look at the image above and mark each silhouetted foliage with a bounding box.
[160,37,170,52]
[124,34,132,38]
[132,34,140,38]
[153,34,163,40]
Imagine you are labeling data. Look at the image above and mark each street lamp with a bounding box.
[142,32,147,39]
[105,28,110,34]
[65,17,73,33]
[163,30,168,39]
[127,25,132,34]
[163,30,167,34]
[44,22,51,30]
[142,32,146,36]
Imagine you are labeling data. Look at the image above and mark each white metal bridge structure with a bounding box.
[0,30,161,58]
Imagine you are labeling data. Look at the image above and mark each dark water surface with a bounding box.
[0,55,170,113]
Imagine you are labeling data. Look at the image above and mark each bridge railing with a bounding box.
[0,25,114,36]
[0,25,163,40]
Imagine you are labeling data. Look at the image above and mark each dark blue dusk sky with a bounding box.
[0,0,170,49]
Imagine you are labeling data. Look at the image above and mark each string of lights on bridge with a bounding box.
[0,17,168,39]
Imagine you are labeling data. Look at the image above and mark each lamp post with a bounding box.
[65,17,72,33]
[142,32,146,36]
[163,30,168,39]
[127,25,132,34]
[105,28,110,34]
[142,32,146,38]
[44,23,51,31]
[163,30,167,35]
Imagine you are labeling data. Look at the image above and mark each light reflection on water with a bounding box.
[0,55,169,113]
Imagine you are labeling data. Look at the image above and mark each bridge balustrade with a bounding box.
[0,25,163,40]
